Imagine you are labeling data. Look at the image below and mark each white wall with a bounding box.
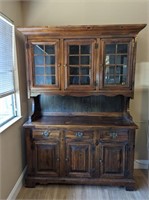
[22,0,149,162]
[0,1,27,199]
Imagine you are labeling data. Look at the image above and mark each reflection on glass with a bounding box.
[34,56,44,65]
[104,42,128,86]
[45,67,55,75]
[45,56,55,65]
[33,44,56,86]
[35,67,44,75]
[45,76,55,84]
[34,45,44,54]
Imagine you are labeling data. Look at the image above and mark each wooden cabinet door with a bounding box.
[33,140,60,177]
[64,130,96,177]
[100,38,135,90]
[64,39,97,91]
[100,142,128,178]
[27,40,61,94]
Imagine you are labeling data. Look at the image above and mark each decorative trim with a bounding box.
[7,166,27,200]
[134,160,149,169]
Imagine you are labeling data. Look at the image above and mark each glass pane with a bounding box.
[105,44,116,54]
[69,56,79,65]
[105,75,115,84]
[0,94,16,126]
[116,55,127,65]
[81,45,90,54]
[69,45,79,54]
[117,44,128,53]
[70,76,79,85]
[34,56,44,65]
[34,45,44,54]
[45,67,55,75]
[45,45,55,54]
[35,67,44,75]
[81,56,90,65]
[81,67,89,75]
[80,76,90,85]
[35,76,44,85]
[45,56,55,65]
[105,55,115,65]
[105,66,115,75]
[45,76,55,84]
[70,67,79,75]
[116,65,127,75]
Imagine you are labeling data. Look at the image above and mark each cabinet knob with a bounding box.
[110,132,117,139]
[42,130,50,137]
[75,132,83,138]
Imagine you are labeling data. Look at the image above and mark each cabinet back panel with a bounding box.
[40,95,125,114]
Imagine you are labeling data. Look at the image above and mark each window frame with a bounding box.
[0,13,21,132]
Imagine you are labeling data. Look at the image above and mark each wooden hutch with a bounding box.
[18,24,146,190]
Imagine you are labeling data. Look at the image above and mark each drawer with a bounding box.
[32,129,60,139]
[100,129,128,142]
[65,130,94,140]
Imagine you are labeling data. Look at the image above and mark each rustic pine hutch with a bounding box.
[18,24,146,190]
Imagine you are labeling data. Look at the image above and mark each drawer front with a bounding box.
[100,129,128,142]
[32,129,60,139]
[65,130,94,140]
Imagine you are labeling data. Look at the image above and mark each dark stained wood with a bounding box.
[20,24,146,191]
[18,24,146,97]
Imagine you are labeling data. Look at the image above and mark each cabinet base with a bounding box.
[25,176,136,191]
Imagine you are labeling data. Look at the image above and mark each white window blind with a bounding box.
[0,15,15,97]
[0,13,18,127]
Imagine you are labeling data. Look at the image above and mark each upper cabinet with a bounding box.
[18,24,146,97]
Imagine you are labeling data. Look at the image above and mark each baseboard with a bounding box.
[134,160,149,169]
[7,166,27,200]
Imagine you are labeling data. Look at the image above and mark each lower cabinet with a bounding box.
[25,127,136,190]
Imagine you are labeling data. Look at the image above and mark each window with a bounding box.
[0,13,20,128]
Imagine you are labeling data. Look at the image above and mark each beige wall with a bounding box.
[22,0,149,161]
[0,1,27,199]
[0,0,148,198]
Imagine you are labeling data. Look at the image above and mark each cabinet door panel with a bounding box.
[100,143,127,178]
[33,141,60,176]
[28,40,61,93]
[64,39,97,91]
[101,38,134,89]
[65,141,95,178]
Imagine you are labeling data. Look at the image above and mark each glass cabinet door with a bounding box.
[64,39,96,91]
[29,40,60,91]
[101,39,133,88]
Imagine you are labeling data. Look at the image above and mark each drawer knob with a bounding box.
[42,130,50,137]
[75,132,83,138]
[110,132,117,139]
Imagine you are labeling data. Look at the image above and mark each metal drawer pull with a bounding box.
[110,132,117,139]
[75,132,83,138]
[42,130,50,137]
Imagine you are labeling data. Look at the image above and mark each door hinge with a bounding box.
[95,43,98,49]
